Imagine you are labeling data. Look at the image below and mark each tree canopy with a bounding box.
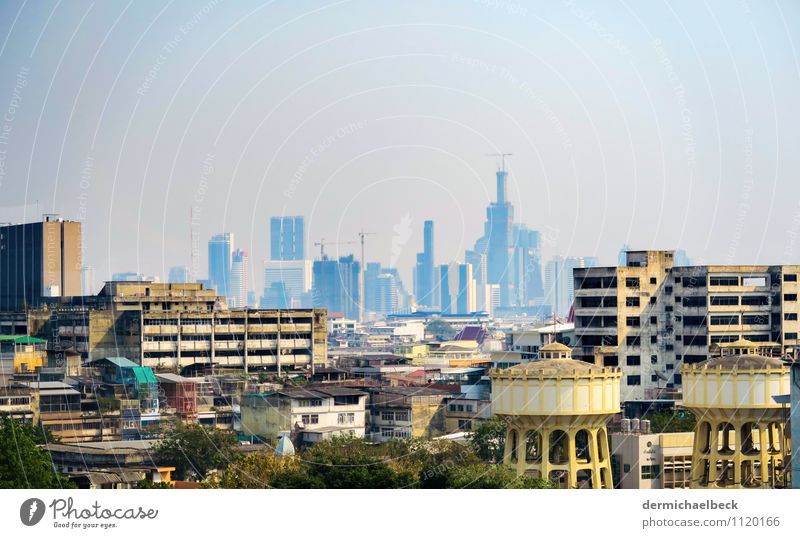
[0,416,70,488]
[152,423,239,481]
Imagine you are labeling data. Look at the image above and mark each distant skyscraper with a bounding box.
[229,249,248,308]
[365,262,406,317]
[512,225,543,306]
[414,220,436,308]
[545,256,597,317]
[0,218,82,310]
[270,216,304,261]
[474,166,514,307]
[81,265,96,295]
[457,263,477,314]
[262,260,312,308]
[208,232,234,298]
[111,272,157,282]
[167,265,190,283]
[312,255,361,320]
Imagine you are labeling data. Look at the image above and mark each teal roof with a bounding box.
[0,335,47,344]
[132,366,158,385]
[91,357,139,368]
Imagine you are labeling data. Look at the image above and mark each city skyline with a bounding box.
[0,1,798,292]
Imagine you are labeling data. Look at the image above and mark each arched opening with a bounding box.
[741,460,760,488]
[576,469,593,489]
[575,429,591,463]
[716,423,735,455]
[697,421,712,454]
[525,430,542,463]
[549,430,569,465]
[548,470,568,488]
[715,459,734,487]
[510,429,519,464]
[741,423,760,455]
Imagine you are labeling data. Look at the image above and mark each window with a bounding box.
[395,411,409,421]
[301,414,319,425]
[682,277,704,288]
[650,335,658,343]
[649,297,656,304]
[682,296,707,307]
[786,333,798,341]
[710,315,739,326]
[338,412,355,424]
[626,355,641,366]
[626,375,641,386]
[710,276,738,286]
[742,276,767,287]
[651,374,659,382]
[626,316,640,327]
[651,355,658,364]
[743,314,768,325]
[741,296,769,306]
[711,335,739,344]
[297,399,323,407]
[710,295,738,306]
[458,419,473,430]
[784,294,798,302]
[641,465,662,480]
[665,306,673,312]
[380,411,394,421]
[664,286,673,295]
[666,363,674,370]
[785,274,798,282]
[626,336,641,346]
[626,297,640,307]
[650,277,657,285]
[625,277,640,288]
[785,313,798,321]
[650,316,657,324]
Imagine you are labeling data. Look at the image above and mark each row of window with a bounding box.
[380,411,410,422]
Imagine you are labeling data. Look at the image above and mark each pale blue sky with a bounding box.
[0,0,799,291]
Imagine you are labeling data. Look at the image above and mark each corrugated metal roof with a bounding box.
[90,357,139,368]
[132,367,157,384]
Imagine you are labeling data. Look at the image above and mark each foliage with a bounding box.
[152,424,239,481]
[0,416,71,488]
[425,319,456,338]
[648,410,696,433]
[135,478,173,489]
[201,434,552,489]
[468,416,507,463]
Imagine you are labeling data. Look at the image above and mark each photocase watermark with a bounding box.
[450,54,572,150]
[472,0,528,16]
[136,0,223,96]
[20,497,159,529]
[0,65,30,190]
[653,39,696,168]
[563,0,630,56]
[191,152,215,280]
[727,128,754,261]
[284,120,368,199]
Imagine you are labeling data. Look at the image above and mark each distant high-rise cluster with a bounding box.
[270,216,305,261]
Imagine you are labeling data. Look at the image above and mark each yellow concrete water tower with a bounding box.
[681,339,790,488]
[490,342,622,488]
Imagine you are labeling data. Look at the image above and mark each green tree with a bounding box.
[648,410,696,433]
[202,451,306,489]
[469,416,507,463]
[446,463,555,489]
[135,479,173,489]
[0,416,70,488]
[152,424,239,481]
[301,435,412,488]
[426,319,456,339]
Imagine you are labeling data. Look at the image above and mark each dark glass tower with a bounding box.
[270,216,305,261]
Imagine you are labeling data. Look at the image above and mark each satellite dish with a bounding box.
[653,368,669,381]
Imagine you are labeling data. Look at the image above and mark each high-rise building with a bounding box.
[312,255,361,320]
[208,232,234,298]
[413,220,436,309]
[439,262,476,315]
[229,249,248,308]
[573,250,800,401]
[512,225,543,306]
[270,216,304,261]
[374,273,400,316]
[457,263,477,314]
[81,265,97,295]
[545,256,596,318]
[167,265,190,283]
[473,166,515,307]
[0,217,82,310]
[262,260,312,308]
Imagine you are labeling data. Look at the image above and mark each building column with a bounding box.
[516,428,527,475]
[567,430,577,489]
[503,427,514,465]
[759,423,770,486]
[540,427,550,482]
[589,428,603,489]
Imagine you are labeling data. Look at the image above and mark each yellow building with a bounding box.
[0,335,47,373]
[490,342,622,488]
[681,339,790,488]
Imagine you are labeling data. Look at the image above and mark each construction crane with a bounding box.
[357,229,375,321]
[313,238,357,260]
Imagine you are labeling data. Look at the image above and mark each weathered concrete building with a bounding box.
[0,281,328,373]
[573,251,800,401]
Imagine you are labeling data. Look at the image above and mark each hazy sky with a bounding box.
[1,0,799,293]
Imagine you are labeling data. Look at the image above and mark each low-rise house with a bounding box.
[0,386,36,423]
[610,428,694,489]
[156,373,198,421]
[18,381,114,442]
[367,386,451,441]
[0,335,46,373]
[443,395,491,433]
[241,387,367,445]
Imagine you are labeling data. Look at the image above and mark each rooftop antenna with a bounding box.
[486,152,513,172]
[358,229,375,322]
